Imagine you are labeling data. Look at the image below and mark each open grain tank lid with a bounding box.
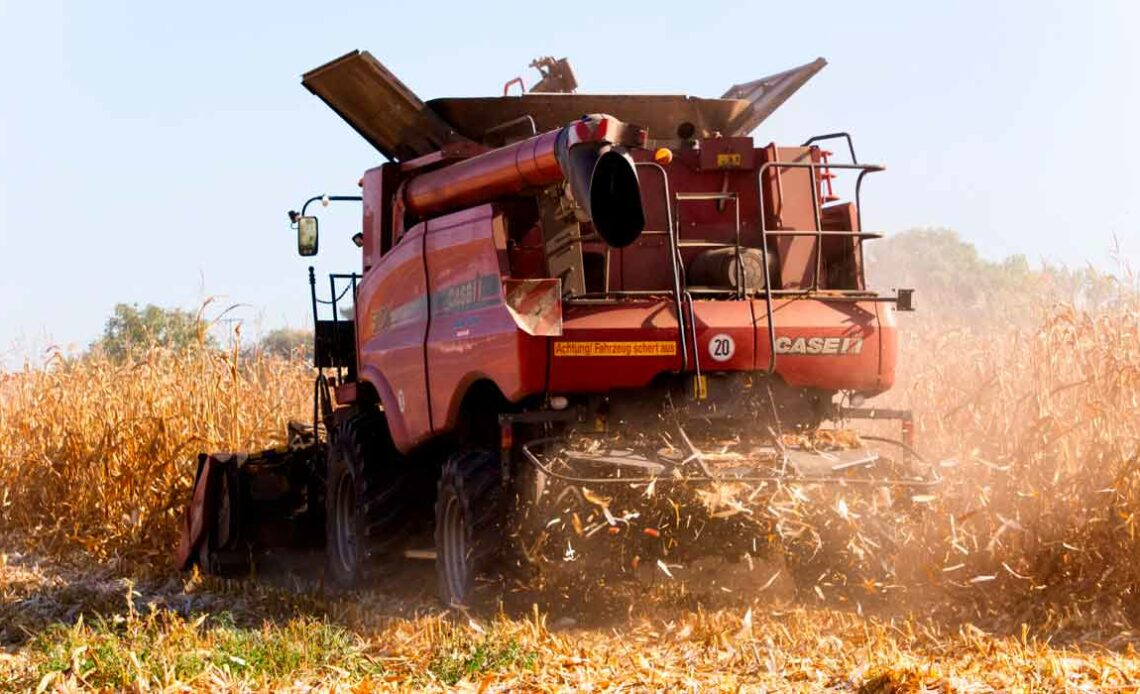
[302,51,827,162]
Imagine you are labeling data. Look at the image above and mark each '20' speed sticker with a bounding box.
[708,333,735,362]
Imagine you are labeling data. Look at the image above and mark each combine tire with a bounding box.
[325,406,409,588]
[435,451,504,606]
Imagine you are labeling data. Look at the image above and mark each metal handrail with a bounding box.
[673,191,743,384]
[675,191,744,299]
[634,161,687,370]
[674,192,738,201]
[756,160,884,292]
[684,290,701,386]
[754,160,885,373]
[801,132,858,164]
[756,230,883,238]
[677,241,739,247]
[309,269,362,388]
[566,159,886,381]
[674,189,747,385]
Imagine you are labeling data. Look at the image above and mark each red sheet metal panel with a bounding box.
[698,137,757,171]
[356,223,433,451]
[759,146,820,290]
[423,206,547,433]
[752,298,891,394]
[549,301,683,392]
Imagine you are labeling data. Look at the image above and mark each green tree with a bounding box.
[865,227,1124,325]
[258,327,313,360]
[93,304,214,360]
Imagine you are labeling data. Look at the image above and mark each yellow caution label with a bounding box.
[716,153,743,168]
[554,341,677,357]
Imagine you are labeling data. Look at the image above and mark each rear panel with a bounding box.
[752,298,889,393]
[548,297,891,396]
[548,301,683,392]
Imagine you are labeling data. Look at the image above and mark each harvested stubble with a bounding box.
[2,293,1140,690]
[3,559,1140,691]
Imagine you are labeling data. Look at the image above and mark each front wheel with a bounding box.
[435,451,504,606]
[325,407,409,588]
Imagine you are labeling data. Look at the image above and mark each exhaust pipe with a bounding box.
[404,114,646,248]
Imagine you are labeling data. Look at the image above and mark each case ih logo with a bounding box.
[775,336,864,356]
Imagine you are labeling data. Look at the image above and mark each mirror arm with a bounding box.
[299,194,363,218]
[292,194,364,257]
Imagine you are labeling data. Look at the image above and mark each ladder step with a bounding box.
[677,241,738,248]
[675,192,738,202]
[686,286,738,294]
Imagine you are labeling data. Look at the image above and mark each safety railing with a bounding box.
[308,268,362,382]
[751,160,886,373]
[755,160,885,296]
[563,155,889,379]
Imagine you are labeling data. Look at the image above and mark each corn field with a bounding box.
[0,346,311,563]
[2,291,1140,690]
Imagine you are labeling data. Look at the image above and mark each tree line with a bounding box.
[91,229,1129,360]
[91,303,312,361]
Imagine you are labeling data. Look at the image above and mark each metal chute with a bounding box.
[721,57,828,135]
[555,127,645,249]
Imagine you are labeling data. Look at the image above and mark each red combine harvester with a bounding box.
[178,51,931,605]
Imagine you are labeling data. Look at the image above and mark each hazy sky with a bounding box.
[2,0,1137,359]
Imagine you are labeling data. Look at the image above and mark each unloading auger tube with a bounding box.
[403,113,648,248]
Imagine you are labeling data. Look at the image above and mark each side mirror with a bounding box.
[896,288,915,312]
[297,216,319,257]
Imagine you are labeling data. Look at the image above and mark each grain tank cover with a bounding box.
[429,58,827,140]
[301,50,462,162]
[428,94,752,142]
[302,51,827,159]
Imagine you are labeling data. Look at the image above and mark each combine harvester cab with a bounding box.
[179,51,935,605]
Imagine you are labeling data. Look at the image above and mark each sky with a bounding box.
[1,0,1137,360]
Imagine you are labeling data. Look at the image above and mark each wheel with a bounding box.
[325,406,409,588]
[435,451,504,606]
